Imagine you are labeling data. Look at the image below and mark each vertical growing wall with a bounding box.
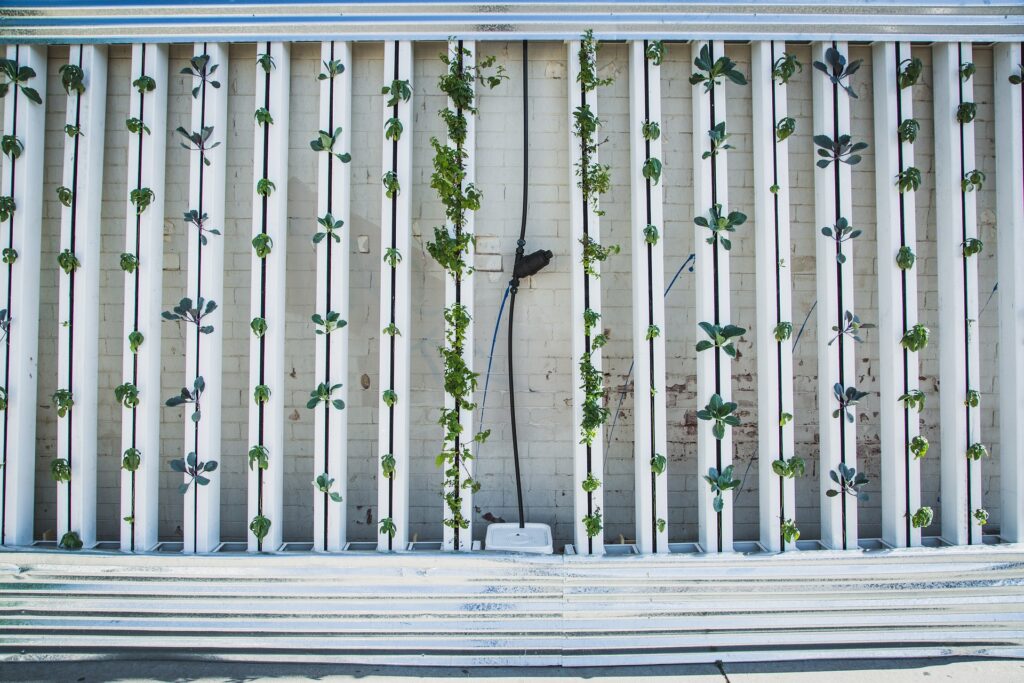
[54,45,107,550]
[377,40,413,551]
[0,45,46,548]
[120,43,167,552]
[247,41,290,552]
[311,41,352,552]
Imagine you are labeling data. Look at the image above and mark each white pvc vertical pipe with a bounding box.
[995,42,1024,543]
[692,40,734,554]
[121,43,167,552]
[377,40,412,551]
[0,44,46,547]
[182,42,228,554]
[313,40,351,552]
[812,41,858,551]
[934,42,981,546]
[56,45,107,549]
[873,41,922,549]
[752,40,796,553]
[568,39,605,556]
[247,41,289,552]
[629,40,668,554]
[442,39,476,552]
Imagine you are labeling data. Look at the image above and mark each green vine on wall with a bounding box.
[426,40,504,544]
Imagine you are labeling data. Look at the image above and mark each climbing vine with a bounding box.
[573,30,614,549]
[427,40,503,548]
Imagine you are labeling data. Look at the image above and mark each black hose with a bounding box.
[508,40,529,529]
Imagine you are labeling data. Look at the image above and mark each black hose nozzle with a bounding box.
[514,249,553,280]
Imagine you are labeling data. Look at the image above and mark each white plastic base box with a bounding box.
[484,522,553,554]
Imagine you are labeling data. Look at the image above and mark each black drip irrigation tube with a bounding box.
[507,40,552,529]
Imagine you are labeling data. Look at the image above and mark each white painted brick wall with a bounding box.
[19,41,1005,549]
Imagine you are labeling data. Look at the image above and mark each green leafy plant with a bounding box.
[249,515,271,543]
[690,43,747,92]
[248,445,269,471]
[772,456,806,480]
[642,120,660,141]
[642,156,663,185]
[0,58,43,104]
[897,167,921,193]
[956,102,977,124]
[52,389,74,418]
[643,224,659,245]
[307,382,344,410]
[65,124,82,138]
[312,310,346,335]
[128,330,144,354]
[59,531,82,550]
[162,296,217,335]
[253,384,271,405]
[898,57,923,89]
[382,322,401,337]
[645,324,660,341]
[0,387,6,411]
[384,116,403,141]
[651,453,667,475]
[832,383,868,423]
[383,247,402,268]
[696,393,740,440]
[581,472,601,493]
[0,195,14,222]
[703,121,733,159]
[772,52,802,84]
[255,178,276,198]
[961,169,985,193]
[181,54,221,98]
[900,323,930,352]
[176,126,220,166]
[50,457,71,482]
[821,217,861,264]
[0,135,23,161]
[897,245,916,270]
[911,506,933,529]
[252,233,273,259]
[133,74,156,94]
[898,118,920,144]
[319,59,345,81]
[966,442,989,461]
[121,447,141,472]
[119,253,139,273]
[910,435,929,459]
[56,185,73,208]
[382,170,400,199]
[256,51,275,74]
[775,116,796,142]
[165,375,205,423]
[974,508,988,526]
[380,453,396,480]
[57,249,80,275]
[695,203,746,251]
[827,462,869,501]
[254,107,273,127]
[814,134,868,168]
[309,127,352,164]
[184,209,221,246]
[114,382,140,409]
[170,450,218,494]
[129,187,154,215]
[960,61,976,82]
[250,317,267,338]
[646,40,665,66]
[381,79,412,107]
[382,389,398,408]
[314,213,344,245]
[579,235,619,277]
[829,310,873,346]
[962,237,984,257]
[379,517,397,538]
[2,248,17,265]
[965,389,980,408]
[582,508,603,539]
[58,63,86,95]
[781,519,800,543]
[695,322,746,358]
[774,321,793,342]
[573,107,611,216]
[314,473,344,502]
[704,465,740,513]
[813,46,862,98]
[899,389,926,412]
[780,412,793,427]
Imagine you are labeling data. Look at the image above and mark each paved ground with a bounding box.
[1,657,1022,681]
